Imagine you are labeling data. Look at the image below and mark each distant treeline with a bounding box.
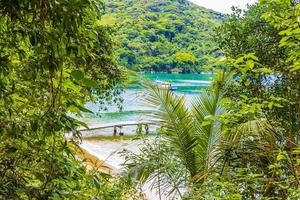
[103,0,224,73]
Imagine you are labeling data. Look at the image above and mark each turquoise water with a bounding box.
[85,73,213,124]
[129,73,213,94]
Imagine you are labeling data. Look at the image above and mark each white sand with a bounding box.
[80,140,181,200]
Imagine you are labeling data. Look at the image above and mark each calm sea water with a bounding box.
[84,73,213,124]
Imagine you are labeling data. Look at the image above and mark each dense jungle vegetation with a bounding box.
[122,0,300,199]
[102,0,224,73]
[0,0,133,199]
[1,0,300,199]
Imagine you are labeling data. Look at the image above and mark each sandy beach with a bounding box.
[80,139,181,200]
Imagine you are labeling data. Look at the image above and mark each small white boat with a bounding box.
[155,80,177,91]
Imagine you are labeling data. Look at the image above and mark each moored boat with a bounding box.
[155,80,177,91]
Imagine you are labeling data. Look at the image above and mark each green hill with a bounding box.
[103,0,224,73]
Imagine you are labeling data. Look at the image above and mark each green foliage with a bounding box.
[260,0,300,71]
[123,1,300,199]
[122,71,230,198]
[191,150,299,200]
[0,0,128,199]
[197,1,300,199]
[121,137,188,199]
[215,2,300,150]
[104,0,224,73]
[214,4,287,69]
[187,173,242,200]
[173,52,197,64]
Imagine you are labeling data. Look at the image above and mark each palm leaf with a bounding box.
[222,119,279,158]
[144,83,199,177]
[125,71,232,192]
[190,90,224,180]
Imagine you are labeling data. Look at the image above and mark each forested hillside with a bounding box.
[103,0,224,73]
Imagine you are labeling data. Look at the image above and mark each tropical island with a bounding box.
[1,0,300,200]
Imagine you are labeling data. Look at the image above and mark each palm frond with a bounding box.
[144,83,199,177]
[190,90,225,181]
[224,119,279,155]
[132,71,232,188]
[121,138,187,199]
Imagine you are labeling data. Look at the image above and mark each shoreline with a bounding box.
[79,137,182,200]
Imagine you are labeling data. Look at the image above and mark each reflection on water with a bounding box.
[84,73,213,124]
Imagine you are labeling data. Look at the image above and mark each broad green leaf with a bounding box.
[276,153,285,161]
[201,120,211,126]
[71,70,84,81]
[293,149,300,154]
[245,80,251,86]
[268,102,273,109]
[82,78,99,88]
[75,120,90,129]
[274,103,283,108]
[255,68,272,73]
[74,103,94,114]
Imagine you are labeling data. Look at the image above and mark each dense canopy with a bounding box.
[1,0,300,199]
[103,0,224,73]
[0,0,126,198]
